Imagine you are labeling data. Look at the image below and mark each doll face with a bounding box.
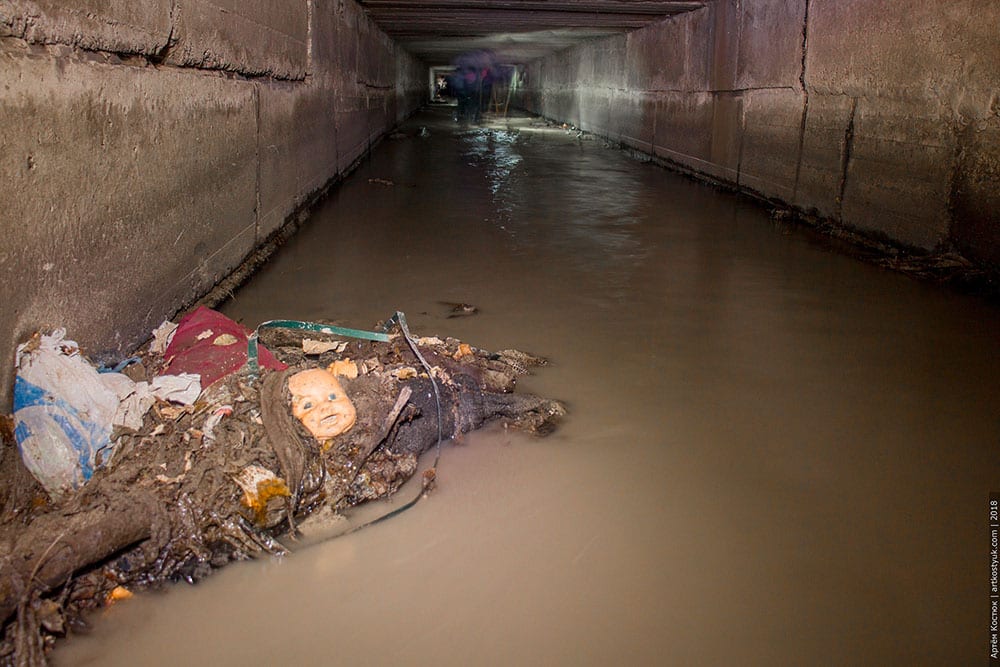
[288,368,357,439]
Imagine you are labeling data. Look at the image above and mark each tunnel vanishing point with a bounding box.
[1,0,998,409]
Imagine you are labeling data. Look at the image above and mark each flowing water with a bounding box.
[57,108,1000,665]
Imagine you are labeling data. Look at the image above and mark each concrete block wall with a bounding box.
[521,0,1000,272]
[0,0,427,408]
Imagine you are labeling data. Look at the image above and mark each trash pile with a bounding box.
[0,307,565,665]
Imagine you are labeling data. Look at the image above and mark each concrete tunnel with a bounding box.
[2,0,998,411]
[1,1,1000,662]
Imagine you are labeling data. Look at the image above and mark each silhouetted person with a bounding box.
[451,50,498,124]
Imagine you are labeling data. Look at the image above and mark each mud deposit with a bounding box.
[56,108,1000,665]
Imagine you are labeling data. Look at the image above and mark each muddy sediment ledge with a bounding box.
[0,321,565,666]
[767,209,1000,301]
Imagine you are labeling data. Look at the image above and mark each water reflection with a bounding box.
[460,125,646,302]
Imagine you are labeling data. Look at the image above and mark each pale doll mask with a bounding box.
[287,368,357,440]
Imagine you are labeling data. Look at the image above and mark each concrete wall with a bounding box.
[521,0,1000,271]
[0,0,427,408]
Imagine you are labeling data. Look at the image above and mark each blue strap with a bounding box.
[246,318,394,379]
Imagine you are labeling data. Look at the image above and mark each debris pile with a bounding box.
[0,308,565,665]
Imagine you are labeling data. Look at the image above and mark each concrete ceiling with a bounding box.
[357,1,706,65]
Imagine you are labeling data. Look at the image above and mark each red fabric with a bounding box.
[162,306,286,388]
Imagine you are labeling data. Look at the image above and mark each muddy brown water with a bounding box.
[56,108,1000,665]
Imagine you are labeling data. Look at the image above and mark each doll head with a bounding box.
[287,368,357,439]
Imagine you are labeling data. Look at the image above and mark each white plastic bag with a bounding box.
[13,329,204,498]
[13,330,124,498]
